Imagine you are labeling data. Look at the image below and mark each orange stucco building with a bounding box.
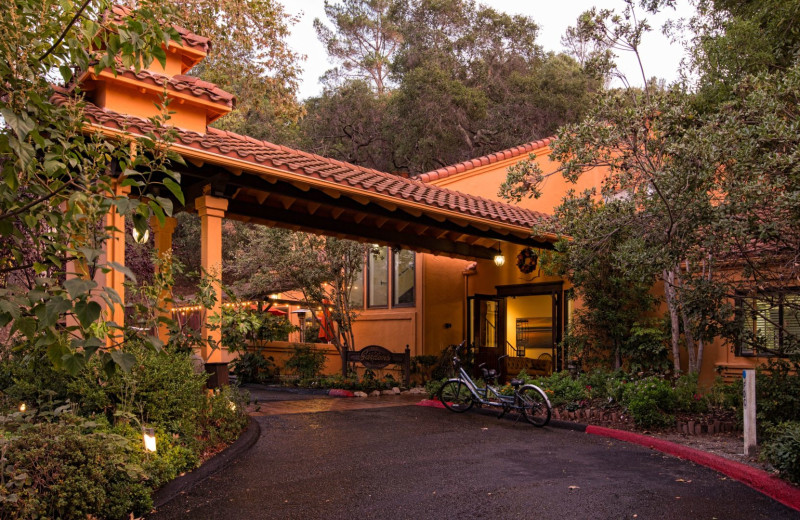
[70,15,775,386]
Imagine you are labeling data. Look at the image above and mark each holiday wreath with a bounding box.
[516,247,538,274]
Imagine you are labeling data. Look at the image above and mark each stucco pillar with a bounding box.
[196,195,228,362]
[151,215,177,343]
[104,183,131,347]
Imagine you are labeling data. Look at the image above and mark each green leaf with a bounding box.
[110,350,137,373]
[109,261,136,283]
[1,109,35,140]
[61,353,86,376]
[74,300,102,328]
[47,342,70,368]
[162,177,185,205]
[63,278,96,299]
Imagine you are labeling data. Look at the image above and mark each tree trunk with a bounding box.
[663,269,682,374]
[675,267,697,373]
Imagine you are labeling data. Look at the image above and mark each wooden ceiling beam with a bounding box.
[226,200,499,260]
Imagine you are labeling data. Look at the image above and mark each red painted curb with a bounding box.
[416,399,446,409]
[585,425,800,512]
[327,389,354,398]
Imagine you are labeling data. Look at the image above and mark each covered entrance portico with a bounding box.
[64,22,560,369]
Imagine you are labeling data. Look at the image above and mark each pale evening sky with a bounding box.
[281,0,694,101]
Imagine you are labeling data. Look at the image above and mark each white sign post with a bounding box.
[743,369,757,457]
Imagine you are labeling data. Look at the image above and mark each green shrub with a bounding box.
[621,376,677,428]
[673,373,709,414]
[425,378,448,398]
[0,423,152,520]
[530,371,589,410]
[757,360,800,429]
[67,343,208,438]
[284,344,326,379]
[232,352,276,384]
[762,421,800,485]
[198,386,250,449]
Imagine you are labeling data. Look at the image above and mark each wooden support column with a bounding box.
[196,195,228,362]
[105,183,131,346]
[151,216,178,343]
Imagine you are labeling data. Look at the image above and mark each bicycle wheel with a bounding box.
[518,385,551,426]
[439,381,474,413]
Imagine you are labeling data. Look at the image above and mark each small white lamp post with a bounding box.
[143,427,157,453]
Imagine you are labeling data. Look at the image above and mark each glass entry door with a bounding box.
[468,295,506,377]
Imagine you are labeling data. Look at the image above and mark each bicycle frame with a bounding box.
[451,363,520,409]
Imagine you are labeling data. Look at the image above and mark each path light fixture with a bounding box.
[143,427,157,452]
[18,403,25,412]
[493,246,505,267]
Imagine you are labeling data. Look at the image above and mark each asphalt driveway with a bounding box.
[148,395,797,520]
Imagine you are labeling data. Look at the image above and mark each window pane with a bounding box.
[754,299,779,352]
[349,266,364,309]
[392,249,415,306]
[782,294,800,351]
[368,246,388,307]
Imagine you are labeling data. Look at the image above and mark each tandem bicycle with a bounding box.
[438,352,551,427]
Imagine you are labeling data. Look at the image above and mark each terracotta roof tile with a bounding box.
[421,137,554,183]
[115,69,235,108]
[66,97,551,230]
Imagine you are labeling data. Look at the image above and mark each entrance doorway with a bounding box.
[468,283,563,376]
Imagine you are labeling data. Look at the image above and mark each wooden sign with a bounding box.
[344,345,411,385]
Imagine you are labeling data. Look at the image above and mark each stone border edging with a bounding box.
[151,416,261,509]
[584,425,800,513]
[417,398,799,511]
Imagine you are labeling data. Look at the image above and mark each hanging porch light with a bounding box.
[493,245,505,267]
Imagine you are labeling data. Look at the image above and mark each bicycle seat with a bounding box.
[510,379,523,388]
[481,368,498,380]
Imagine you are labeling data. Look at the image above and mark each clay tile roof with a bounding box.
[420,137,554,183]
[65,97,551,230]
[110,68,235,108]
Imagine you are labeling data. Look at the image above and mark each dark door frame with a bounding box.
[495,282,564,372]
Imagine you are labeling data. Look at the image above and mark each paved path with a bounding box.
[149,394,797,520]
[246,390,423,416]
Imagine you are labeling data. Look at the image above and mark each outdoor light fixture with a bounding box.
[18,403,26,413]
[269,293,280,300]
[493,246,505,267]
[228,400,236,412]
[143,428,157,452]
[132,227,150,244]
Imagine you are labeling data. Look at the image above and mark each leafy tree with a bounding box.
[0,0,183,374]
[314,0,402,95]
[305,0,597,175]
[226,226,367,357]
[174,0,305,141]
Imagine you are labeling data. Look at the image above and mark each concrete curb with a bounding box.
[151,416,261,509]
[584,425,800,512]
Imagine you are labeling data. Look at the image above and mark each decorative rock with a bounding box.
[381,390,395,395]
[688,421,695,435]
[354,391,368,398]
[391,387,401,394]
[369,390,381,397]
[408,387,427,394]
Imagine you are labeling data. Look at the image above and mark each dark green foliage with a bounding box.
[0,423,152,520]
[620,377,677,429]
[762,421,800,485]
[285,344,327,380]
[526,371,589,410]
[304,0,597,175]
[232,352,277,384]
[756,360,800,430]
